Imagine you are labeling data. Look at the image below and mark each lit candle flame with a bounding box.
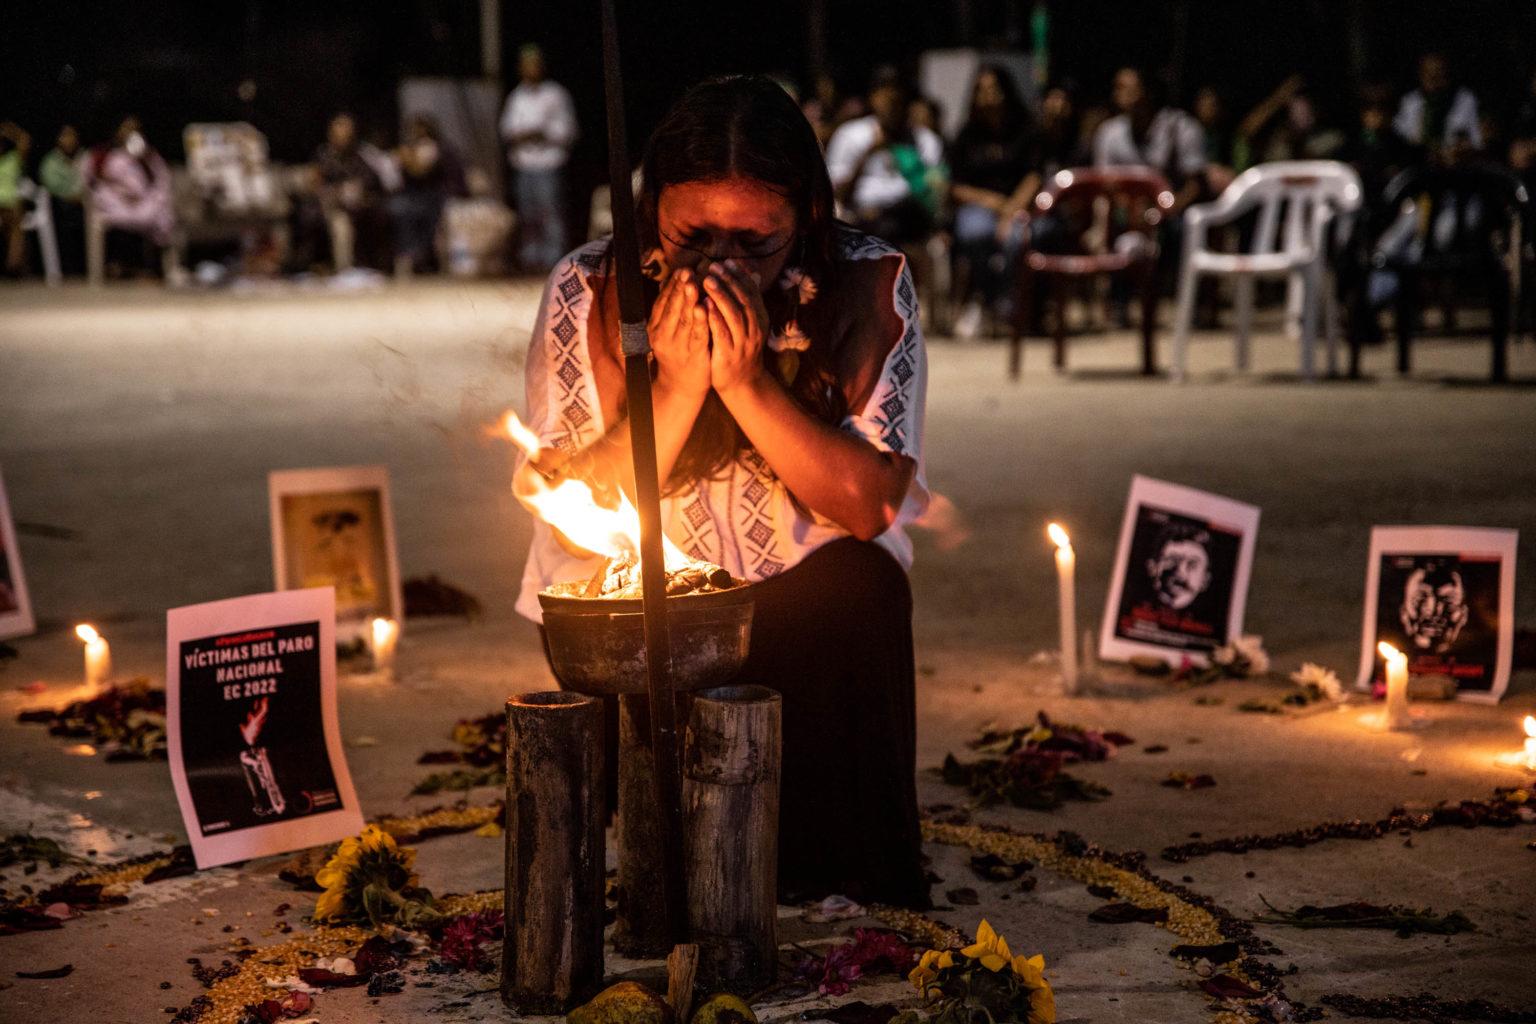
[1046,522,1072,551]
[75,624,101,645]
[1524,715,1536,740]
[1377,641,1405,662]
[504,409,691,571]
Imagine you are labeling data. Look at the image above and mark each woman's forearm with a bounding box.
[718,374,914,541]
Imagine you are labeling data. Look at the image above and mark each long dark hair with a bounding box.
[624,75,847,492]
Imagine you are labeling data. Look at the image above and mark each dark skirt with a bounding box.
[544,537,930,909]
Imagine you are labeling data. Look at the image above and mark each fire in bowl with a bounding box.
[538,583,754,696]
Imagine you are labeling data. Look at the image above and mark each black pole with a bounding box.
[600,0,688,945]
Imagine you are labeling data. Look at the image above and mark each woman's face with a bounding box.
[656,177,797,288]
[973,71,1005,113]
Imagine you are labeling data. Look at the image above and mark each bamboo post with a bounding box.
[502,691,605,1015]
[683,685,782,993]
[613,693,674,956]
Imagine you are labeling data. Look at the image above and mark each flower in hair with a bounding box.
[767,320,812,354]
[778,266,818,306]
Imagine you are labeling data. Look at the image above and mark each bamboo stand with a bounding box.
[683,685,782,992]
[502,692,606,1014]
[614,693,674,957]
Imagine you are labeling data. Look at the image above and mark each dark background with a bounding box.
[2,1,1530,204]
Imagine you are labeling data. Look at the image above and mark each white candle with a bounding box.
[1523,716,1536,770]
[75,624,111,690]
[1047,523,1078,693]
[371,617,400,674]
[1377,641,1410,731]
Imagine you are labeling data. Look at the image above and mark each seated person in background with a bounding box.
[39,125,87,276]
[1092,68,1206,320]
[948,65,1039,337]
[1340,84,1416,205]
[1093,67,1206,213]
[83,116,175,277]
[389,114,466,274]
[826,66,946,248]
[1234,75,1344,170]
[1093,68,1207,210]
[292,112,387,272]
[1394,52,1481,161]
[0,122,29,277]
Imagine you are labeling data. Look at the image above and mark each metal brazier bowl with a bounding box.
[538,583,754,696]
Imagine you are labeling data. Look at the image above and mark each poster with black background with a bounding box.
[168,588,362,868]
[1100,477,1261,668]
[179,620,340,835]
[1114,503,1242,652]
[1372,554,1501,694]
[1356,527,1518,703]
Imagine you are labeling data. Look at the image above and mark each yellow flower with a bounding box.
[313,825,405,920]
[961,919,1012,971]
[909,948,960,996]
[908,949,941,993]
[1011,954,1056,1024]
[314,886,346,921]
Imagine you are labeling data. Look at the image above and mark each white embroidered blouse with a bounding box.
[515,228,929,622]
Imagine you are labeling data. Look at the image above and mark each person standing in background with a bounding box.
[499,44,577,273]
[39,125,86,276]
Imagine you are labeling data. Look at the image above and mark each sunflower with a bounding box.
[960,919,1012,972]
[313,825,428,927]
[1011,954,1056,1024]
[907,949,955,996]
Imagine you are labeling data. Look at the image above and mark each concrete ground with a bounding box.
[1,279,1534,1023]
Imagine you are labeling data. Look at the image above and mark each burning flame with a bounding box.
[75,624,101,645]
[502,409,691,570]
[1046,522,1072,550]
[1524,715,1536,740]
[371,617,398,647]
[1377,641,1405,662]
[502,410,544,456]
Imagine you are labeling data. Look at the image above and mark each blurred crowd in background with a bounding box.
[2,39,1533,341]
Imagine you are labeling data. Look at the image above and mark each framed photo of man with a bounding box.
[0,467,35,641]
[1100,476,1261,667]
[1356,526,1518,704]
[268,466,402,644]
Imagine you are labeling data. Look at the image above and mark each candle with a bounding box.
[1524,716,1536,771]
[75,624,111,690]
[1047,523,1078,693]
[371,617,400,674]
[1377,641,1410,731]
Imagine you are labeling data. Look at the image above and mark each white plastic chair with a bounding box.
[1172,160,1362,381]
[18,179,62,286]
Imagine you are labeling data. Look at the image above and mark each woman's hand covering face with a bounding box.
[647,265,711,399]
[703,259,771,396]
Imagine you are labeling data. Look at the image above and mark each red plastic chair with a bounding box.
[1009,167,1175,378]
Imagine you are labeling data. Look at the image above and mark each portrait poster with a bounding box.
[269,466,402,643]
[1355,526,1518,704]
[0,466,36,641]
[1100,476,1261,667]
[166,587,363,869]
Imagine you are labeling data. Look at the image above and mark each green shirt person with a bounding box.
[41,128,85,203]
